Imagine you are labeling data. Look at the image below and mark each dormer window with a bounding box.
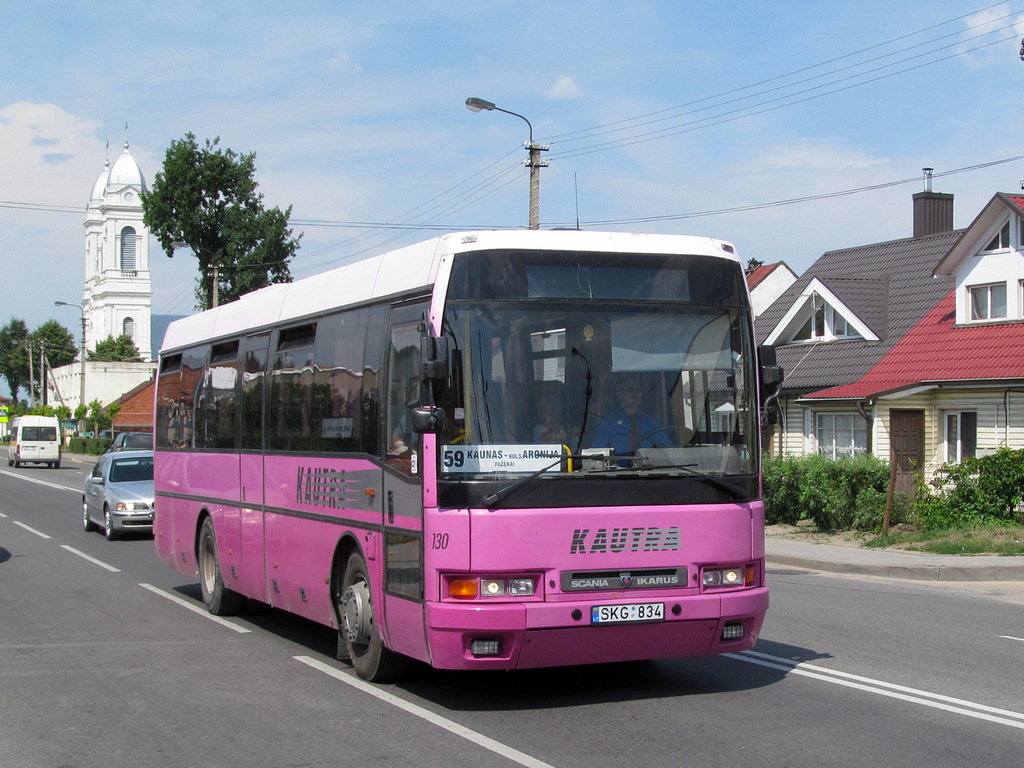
[792,304,859,342]
[982,221,1010,252]
[969,282,1007,321]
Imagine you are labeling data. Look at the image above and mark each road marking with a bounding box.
[61,545,121,572]
[294,655,557,768]
[729,649,1024,730]
[139,583,252,634]
[0,469,79,493]
[13,521,52,539]
[999,635,1024,643]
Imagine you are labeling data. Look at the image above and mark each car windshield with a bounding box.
[23,426,57,441]
[124,434,152,449]
[110,457,154,483]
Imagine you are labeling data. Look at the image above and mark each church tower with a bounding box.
[84,141,153,361]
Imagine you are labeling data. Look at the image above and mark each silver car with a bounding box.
[82,450,155,540]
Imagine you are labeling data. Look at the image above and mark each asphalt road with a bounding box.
[2,458,1022,768]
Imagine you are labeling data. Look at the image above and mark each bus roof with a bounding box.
[159,230,739,354]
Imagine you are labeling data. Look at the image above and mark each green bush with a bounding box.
[915,448,1024,529]
[761,454,804,525]
[67,437,112,456]
[763,453,902,531]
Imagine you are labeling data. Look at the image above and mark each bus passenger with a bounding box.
[534,395,567,444]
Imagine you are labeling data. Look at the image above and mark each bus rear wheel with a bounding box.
[198,518,244,616]
[339,552,409,682]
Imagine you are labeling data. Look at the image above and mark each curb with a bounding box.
[767,552,1024,582]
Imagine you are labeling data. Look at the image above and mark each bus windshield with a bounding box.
[438,249,757,492]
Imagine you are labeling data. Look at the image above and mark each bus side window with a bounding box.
[386,320,423,476]
[240,334,270,451]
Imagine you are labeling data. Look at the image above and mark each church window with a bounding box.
[120,227,137,273]
[123,317,135,342]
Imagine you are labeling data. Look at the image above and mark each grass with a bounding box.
[864,525,1024,556]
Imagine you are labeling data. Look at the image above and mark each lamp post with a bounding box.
[466,97,549,229]
[54,301,86,418]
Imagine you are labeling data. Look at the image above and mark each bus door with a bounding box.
[237,332,270,602]
[380,303,428,659]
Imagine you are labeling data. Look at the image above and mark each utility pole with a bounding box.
[466,97,549,229]
[26,340,35,407]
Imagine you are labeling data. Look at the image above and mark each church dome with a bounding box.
[107,142,147,192]
[89,164,110,207]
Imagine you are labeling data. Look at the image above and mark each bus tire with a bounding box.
[198,518,244,616]
[339,551,409,682]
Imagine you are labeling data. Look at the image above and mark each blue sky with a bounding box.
[3,1,1024,391]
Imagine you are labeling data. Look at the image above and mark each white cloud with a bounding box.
[545,75,583,100]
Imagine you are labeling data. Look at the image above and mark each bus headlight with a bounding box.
[447,575,538,599]
[507,578,535,596]
[702,565,754,589]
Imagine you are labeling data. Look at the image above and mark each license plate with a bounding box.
[591,602,665,625]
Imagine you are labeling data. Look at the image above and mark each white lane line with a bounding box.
[999,635,1024,643]
[729,649,1024,730]
[138,583,252,634]
[13,521,52,539]
[61,545,121,573]
[294,655,558,768]
[0,469,79,493]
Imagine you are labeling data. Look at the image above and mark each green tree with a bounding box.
[28,320,77,406]
[30,320,77,369]
[0,318,30,403]
[88,334,143,362]
[142,132,299,310]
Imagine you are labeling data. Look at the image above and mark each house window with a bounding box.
[982,221,1010,252]
[120,227,137,273]
[792,305,858,342]
[945,412,977,463]
[969,283,1007,321]
[815,413,867,459]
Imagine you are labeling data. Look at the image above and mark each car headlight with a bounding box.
[115,501,151,511]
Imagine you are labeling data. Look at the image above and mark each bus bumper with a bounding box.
[424,587,768,671]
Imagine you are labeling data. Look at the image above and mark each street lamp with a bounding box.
[54,301,86,418]
[466,97,549,229]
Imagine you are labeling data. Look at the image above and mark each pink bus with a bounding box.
[154,230,782,681]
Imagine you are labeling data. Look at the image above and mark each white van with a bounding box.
[7,416,62,469]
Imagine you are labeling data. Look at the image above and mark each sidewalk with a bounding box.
[766,535,1024,582]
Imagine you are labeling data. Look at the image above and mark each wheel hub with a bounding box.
[342,581,372,646]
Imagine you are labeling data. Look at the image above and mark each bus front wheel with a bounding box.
[198,518,244,616]
[339,552,409,682]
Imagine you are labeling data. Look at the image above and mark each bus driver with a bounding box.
[591,376,671,456]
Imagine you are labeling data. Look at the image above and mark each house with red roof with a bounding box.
[755,179,958,463]
[759,186,1024,481]
[746,261,797,318]
[802,192,1024,481]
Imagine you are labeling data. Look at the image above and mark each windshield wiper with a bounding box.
[481,454,748,507]
[630,460,748,499]
[482,455,567,508]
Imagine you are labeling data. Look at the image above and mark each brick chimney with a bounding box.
[913,168,953,237]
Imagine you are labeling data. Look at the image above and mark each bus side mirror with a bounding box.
[421,336,449,381]
[411,406,445,434]
[758,345,784,403]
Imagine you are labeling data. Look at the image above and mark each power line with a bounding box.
[572,154,1024,227]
